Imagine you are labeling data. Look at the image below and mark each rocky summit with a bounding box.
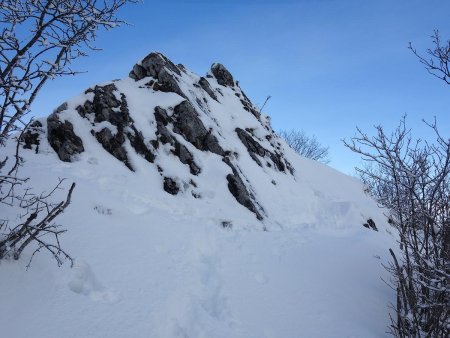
[23,52,296,222]
[4,52,395,338]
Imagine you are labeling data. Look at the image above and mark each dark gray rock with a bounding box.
[198,77,218,101]
[129,52,185,98]
[236,128,266,166]
[223,157,263,220]
[127,125,156,164]
[221,221,232,228]
[93,127,133,171]
[163,177,179,195]
[21,120,43,152]
[75,84,155,170]
[47,114,84,162]
[235,128,294,174]
[152,68,185,98]
[363,218,378,231]
[172,100,225,156]
[78,84,129,126]
[268,151,286,172]
[54,102,68,114]
[154,106,201,175]
[130,52,181,80]
[154,106,171,126]
[211,63,234,87]
[173,142,201,175]
[235,83,261,120]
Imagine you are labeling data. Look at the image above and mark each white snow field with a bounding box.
[0,53,395,338]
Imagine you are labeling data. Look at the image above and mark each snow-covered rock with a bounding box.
[0,52,396,338]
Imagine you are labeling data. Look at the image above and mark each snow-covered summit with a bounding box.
[1,52,396,337]
[23,51,324,226]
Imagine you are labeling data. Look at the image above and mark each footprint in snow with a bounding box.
[68,260,120,304]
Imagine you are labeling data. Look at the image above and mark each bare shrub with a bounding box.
[279,129,330,164]
[0,0,136,266]
[344,117,449,337]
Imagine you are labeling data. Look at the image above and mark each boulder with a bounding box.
[211,63,235,87]
[129,52,185,98]
[163,177,179,195]
[130,52,181,80]
[47,114,84,162]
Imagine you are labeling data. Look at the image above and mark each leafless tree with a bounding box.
[409,30,450,86]
[344,117,449,337]
[279,129,330,164]
[0,0,135,266]
[0,0,136,139]
[344,31,450,337]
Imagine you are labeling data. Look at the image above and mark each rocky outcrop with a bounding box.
[47,83,157,170]
[129,52,185,98]
[172,100,225,156]
[21,120,43,153]
[78,84,155,170]
[154,106,201,175]
[163,177,179,195]
[236,84,261,120]
[130,52,181,80]
[211,63,234,87]
[198,77,218,101]
[223,157,264,220]
[34,52,298,222]
[47,114,84,162]
[93,127,132,170]
[128,125,156,164]
[236,128,293,174]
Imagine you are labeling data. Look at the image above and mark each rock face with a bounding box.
[47,114,84,162]
[74,83,155,171]
[172,101,225,156]
[154,106,201,175]
[235,128,293,173]
[198,77,218,101]
[211,63,235,87]
[223,157,264,220]
[129,52,185,98]
[39,52,294,222]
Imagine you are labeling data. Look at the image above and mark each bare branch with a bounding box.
[0,0,137,268]
[344,117,450,337]
[279,129,330,164]
[0,0,138,140]
[409,30,450,86]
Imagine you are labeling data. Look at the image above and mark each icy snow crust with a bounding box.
[0,53,395,337]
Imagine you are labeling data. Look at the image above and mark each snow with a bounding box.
[0,58,396,337]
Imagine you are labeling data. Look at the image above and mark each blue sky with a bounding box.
[32,0,450,174]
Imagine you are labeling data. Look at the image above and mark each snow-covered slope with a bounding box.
[0,53,395,337]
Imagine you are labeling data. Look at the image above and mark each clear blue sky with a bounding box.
[33,0,450,174]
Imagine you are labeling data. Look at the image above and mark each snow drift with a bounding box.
[0,52,395,337]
